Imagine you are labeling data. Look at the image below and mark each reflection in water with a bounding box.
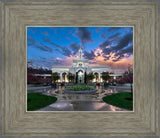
[28,85,131,111]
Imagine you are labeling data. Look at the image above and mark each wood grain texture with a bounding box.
[1,1,159,137]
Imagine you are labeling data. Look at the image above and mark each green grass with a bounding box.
[66,86,94,91]
[102,92,133,110]
[27,93,57,111]
[87,83,95,86]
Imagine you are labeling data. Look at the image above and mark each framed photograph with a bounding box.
[1,1,159,137]
[27,26,133,112]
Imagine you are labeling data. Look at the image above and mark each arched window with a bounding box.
[79,63,82,67]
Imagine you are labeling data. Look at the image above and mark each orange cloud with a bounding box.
[88,48,133,73]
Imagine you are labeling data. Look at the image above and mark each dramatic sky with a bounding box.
[27,27,133,73]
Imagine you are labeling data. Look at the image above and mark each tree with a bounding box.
[67,72,75,83]
[84,71,87,84]
[101,72,110,82]
[27,74,38,84]
[76,72,78,83]
[116,78,126,84]
[27,66,52,84]
[86,72,95,82]
[109,72,114,74]
[123,64,133,94]
[52,72,60,83]
[27,74,51,84]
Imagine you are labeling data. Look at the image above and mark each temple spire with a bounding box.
[80,40,82,49]
[79,40,83,59]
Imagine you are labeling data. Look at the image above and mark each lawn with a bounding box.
[102,92,133,110]
[27,93,57,111]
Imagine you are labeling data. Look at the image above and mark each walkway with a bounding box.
[30,86,131,111]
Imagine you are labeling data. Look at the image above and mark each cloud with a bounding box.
[103,55,110,61]
[69,42,80,55]
[99,33,133,62]
[50,55,79,67]
[51,42,72,57]
[75,27,93,44]
[51,58,63,65]
[83,50,96,60]
[40,56,69,68]
[49,42,61,48]
[107,27,121,32]
[115,45,133,57]
[28,57,65,69]
[55,47,71,57]
[41,31,49,36]
[35,45,53,52]
[100,34,107,39]
[99,40,111,49]
[96,27,103,33]
[66,36,71,41]
[27,28,35,33]
[27,36,53,53]
[27,60,34,67]
[108,56,133,73]
[47,40,82,57]
[113,33,133,51]
[112,55,125,62]
[43,38,51,43]
[108,32,120,40]
[27,36,37,46]
[87,48,133,73]
[39,56,46,60]
[97,53,101,56]
[41,39,73,57]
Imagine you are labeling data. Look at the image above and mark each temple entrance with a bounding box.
[62,72,67,83]
[77,70,84,83]
[94,72,98,83]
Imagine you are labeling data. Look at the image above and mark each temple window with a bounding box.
[79,63,82,67]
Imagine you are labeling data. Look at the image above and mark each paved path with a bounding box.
[36,89,130,111]
[28,85,131,111]
[37,100,129,111]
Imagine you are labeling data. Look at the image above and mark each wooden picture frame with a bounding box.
[1,1,159,137]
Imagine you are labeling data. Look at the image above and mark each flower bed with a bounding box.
[66,86,94,91]
[66,83,95,87]
[64,86,97,94]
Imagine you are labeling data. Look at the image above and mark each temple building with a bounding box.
[52,44,109,83]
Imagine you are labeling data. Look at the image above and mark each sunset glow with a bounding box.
[27,27,133,73]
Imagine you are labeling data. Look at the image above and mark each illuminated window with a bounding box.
[79,63,82,67]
